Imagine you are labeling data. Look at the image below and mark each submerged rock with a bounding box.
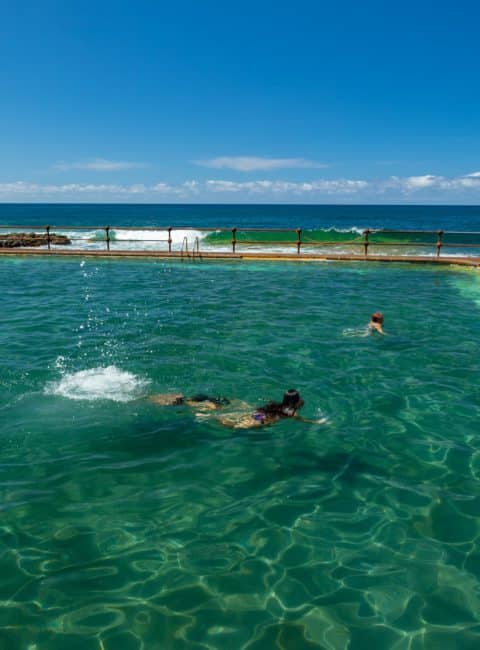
[0,232,71,248]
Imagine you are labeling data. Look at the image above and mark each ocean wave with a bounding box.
[203,226,367,246]
[322,226,365,235]
[110,228,206,250]
[45,366,150,402]
[13,225,480,257]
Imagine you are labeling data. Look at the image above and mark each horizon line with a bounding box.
[1,201,480,208]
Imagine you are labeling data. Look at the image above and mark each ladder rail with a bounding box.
[181,235,189,260]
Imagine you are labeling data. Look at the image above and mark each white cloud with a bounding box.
[54,158,148,171]
[1,171,480,202]
[182,180,200,192]
[152,181,201,197]
[0,181,148,196]
[387,172,480,193]
[194,156,327,172]
[151,182,174,193]
[402,175,439,190]
[206,179,368,194]
[206,180,242,192]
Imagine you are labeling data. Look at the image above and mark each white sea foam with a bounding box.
[45,366,149,402]
[322,226,366,235]
[40,227,209,252]
[342,327,369,338]
[111,228,207,251]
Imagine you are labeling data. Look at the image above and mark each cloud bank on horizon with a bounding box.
[1,170,480,202]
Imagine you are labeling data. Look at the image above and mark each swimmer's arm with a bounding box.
[368,323,386,335]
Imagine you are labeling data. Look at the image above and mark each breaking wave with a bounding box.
[18,225,480,256]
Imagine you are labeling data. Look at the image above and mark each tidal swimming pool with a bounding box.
[1,257,480,649]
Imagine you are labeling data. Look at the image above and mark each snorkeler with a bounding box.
[150,389,326,428]
[368,311,385,335]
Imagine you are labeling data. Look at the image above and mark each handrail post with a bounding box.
[105,226,110,251]
[436,230,443,257]
[232,227,237,253]
[363,229,370,257]
[168,227,172,252]
[296,228,302,254]
[46,225,51,250]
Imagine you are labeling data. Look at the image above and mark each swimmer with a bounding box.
[216,389,326,429]
[342,312,386,338]
[149,392,230,411]
[368,311,385,335]
[150,388,326,428]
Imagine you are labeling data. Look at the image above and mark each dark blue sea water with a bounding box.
[1,202,480,231]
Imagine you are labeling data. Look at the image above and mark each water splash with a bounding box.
[45,366,149,402]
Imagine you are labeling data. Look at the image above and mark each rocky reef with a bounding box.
[0,232,71,248]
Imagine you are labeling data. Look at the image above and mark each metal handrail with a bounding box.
[2,224,480,258]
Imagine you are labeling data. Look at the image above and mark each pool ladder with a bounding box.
[181,236,202,261]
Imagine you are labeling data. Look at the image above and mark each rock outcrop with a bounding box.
[0,232,71,248]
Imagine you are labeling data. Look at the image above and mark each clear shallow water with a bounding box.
[2,256,480,649]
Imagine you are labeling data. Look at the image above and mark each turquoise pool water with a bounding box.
[1,257,480,649]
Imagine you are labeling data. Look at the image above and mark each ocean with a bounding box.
[1,203,480,256]
[1,204,480,649]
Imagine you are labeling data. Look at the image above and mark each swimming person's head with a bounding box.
[371,312,384,324]
[281,389,304,415]
[258,389,304,418]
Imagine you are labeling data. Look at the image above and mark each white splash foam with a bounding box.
[111,228,206,250]
[322,226,366,235]
[45,366,149,402]
[54,355,67,371]
[342,327,369,338]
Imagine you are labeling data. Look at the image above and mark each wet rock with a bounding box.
[0,232,71,248]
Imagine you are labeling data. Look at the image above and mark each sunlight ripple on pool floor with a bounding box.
[1,257,480,649]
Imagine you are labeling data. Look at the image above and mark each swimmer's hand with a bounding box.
[294,415,328,425]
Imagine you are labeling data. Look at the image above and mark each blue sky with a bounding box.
[1,0,479,203]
